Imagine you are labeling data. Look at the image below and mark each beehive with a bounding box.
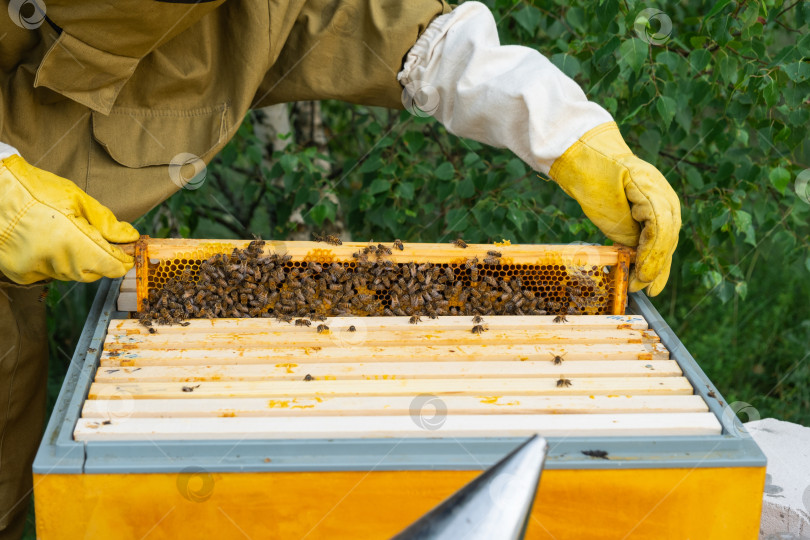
[33,240,766,540]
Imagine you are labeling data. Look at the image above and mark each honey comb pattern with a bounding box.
[145,245,616,317]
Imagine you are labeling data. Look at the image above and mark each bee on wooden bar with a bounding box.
[295,318,311,327]
[393,239,404,251]
[409,315,421,324]
[452,238,467,248]
[471,324,488,335]
[549,351,567,365]
[465,257,479,269]
[483,257,500,265]
[472,315,484,324]
[182,384,201,392]
[377,244,392,256]
[311,314,326,321]
[148,327,157,334]
[348,325,357,332]
[487,250,502,257]
[303,374,314,381]
[314,233,342,245]
[317,324,329,334]
[556,377,572,388]
[553,314,568,324]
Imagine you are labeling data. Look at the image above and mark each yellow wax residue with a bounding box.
[494,239,512,246]
[218,411,236,417]
[267,399,290,408]
[519,357,528,362]
[322,375,336,381]
[589,395,595,399]
[498,400,520,406]
[314,396,323,403]
[275,363,298,373]
[366,375,397,380]
[480,396,500,404]
[606,395,619,398]
[290,404,315,409]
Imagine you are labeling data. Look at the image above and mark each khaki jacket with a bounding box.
[0,0,449,221]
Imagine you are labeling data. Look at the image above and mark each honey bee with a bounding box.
[553,314,568,324]
[377,244,392,255]
[181,384,201,392]
[483,257,500,265]
[311,314,326,321]
[393,239,404,251]
[471,324,488,335]
[317,324,329,334]
[556,378,572,388]
[314,233,342,246]
[409,315,421,324]
[295,318,312,327]
[348,325,356,332]
[470,267,479,281]
[486,250,502,257]
[148,327,157,334]
[452,238,467,248]
[465,257,479,269]
[303,374,314,381]
[550,351,567,365]
[472,315,483,324]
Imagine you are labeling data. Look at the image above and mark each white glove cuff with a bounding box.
[0,142,20,161]
[398,2,613,174]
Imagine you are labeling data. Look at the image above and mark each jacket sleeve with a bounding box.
[254,0,451,110]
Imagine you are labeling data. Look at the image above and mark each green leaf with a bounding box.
[551,53,581,79]
[782,62,810,83]
[762,78,779,107]
[718,53,739,85]
[705,0,733,20]
[688,49,711,73]
[368,178,390,195]
[358,155,383,173]
[513,5,541,35]
[445,207,470,232]
[734,281,748,300]
[506,204,527,230]
[456,177,475,198]
[435,162,455,180]
[655,96,677,129]
[769,167,791,194]
[685,168,704,190]
[505,158,527,179]
[733,210,756,246]
[619,38,648,74]
[395,182,415,200]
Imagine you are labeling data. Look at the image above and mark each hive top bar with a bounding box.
[120,238,635,266]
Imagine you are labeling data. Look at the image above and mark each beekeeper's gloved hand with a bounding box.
[398,2,681,296]
[0,143,139,284]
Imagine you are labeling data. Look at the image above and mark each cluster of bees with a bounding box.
[139,238,596,336]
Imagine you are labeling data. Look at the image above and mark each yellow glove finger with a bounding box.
[623,157,681,296]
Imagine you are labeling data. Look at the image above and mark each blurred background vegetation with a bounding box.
[30,0,809,532]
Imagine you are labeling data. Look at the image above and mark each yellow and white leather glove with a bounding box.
[0,144,139,284]
[398,2,681,296]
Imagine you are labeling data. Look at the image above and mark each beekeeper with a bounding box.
[0,1,680,536]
